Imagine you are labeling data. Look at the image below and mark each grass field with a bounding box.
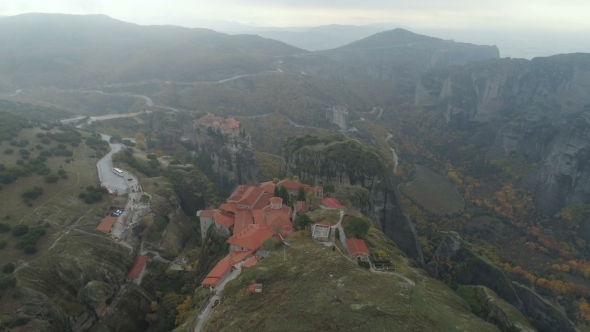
[206,234,498,332]
[403,165,464,215]
[0,126,123,268]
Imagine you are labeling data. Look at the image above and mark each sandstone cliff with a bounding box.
[522,112,590,215]
[282,134,425,265]
[416,54,590,128]
[195,125,259,197]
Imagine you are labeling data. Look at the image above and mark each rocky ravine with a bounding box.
[282,135,425,265]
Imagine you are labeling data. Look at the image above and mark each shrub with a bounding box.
[0,276,16,290]
[44,174,59,183]
[65,159,71,163]
[148,232,162,242]
[16,226,46,249]
[12,225,29,236]
[3,148,13,154]
[39,150,52,157]
[57,169,66,176]
[21,186,43,200]
[36,133,45,138]
[23,244,37,254]
[2,263,14,274]
[358,261,370,269]
[0,240,6,249]
[16,159,24,165]
[78,193,86,198]
[41,137,50,144]
[18,149,30,156]
[0,224,11,233]
[154,216,168,231]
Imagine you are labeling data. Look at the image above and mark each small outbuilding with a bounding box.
[346,238,370,262]
[312,221,332,242]
[96,216,118,233]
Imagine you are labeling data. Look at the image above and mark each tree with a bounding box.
[347,218,369,238]
[2,263,15,274]
[324,183,335,196]
[273,185,280,197]
[297,186,306,201]
[12,225,28,237]
[279,186,289,203]
[293,214,311,230]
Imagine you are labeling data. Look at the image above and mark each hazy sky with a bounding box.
[1,0,589,31]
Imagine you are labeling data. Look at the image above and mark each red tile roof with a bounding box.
[321,198,344,209]
[277,180,309,191]
[96,216,118,233]
[251,193,273,210]
[219,203,237,214]
[266,209,291,229]
[260,181,276,194]
[201,251,252,287]
[237,186,264,207]
[214,211,235,228]
[126,255,148,279]
[243,256,259,269]
[346,238,370,258]
[234,209,253,234]
[252,210,266,228]
[202,277,221,286]
[229,250,253,263]
[227,224,275,251]
[296,201,308,213]
[199,210,215,217]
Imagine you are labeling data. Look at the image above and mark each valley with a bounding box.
[0,12,589,332]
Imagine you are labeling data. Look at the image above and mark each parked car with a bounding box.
[111,209,123,217]
[212,299,220,308]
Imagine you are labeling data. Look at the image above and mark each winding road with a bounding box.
[385,133,399,173]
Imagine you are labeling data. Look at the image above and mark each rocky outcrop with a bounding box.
[162,167,218,217]
[282,134,424,265]
[12,235,133,331]
[485,111,559,162]
[416,54,590,128]
[320,29,499,85]
[512,283,579,332]
[434,232,523,310]
[457,285,536,332]
[434,233,579,332]
[325,106,349,130]
[522,112,590,215]
[195,124,259,195]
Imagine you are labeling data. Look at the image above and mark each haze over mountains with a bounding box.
[1,11,590,332]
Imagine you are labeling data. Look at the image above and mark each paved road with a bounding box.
[194,264,243,332]
[97,134,128,195]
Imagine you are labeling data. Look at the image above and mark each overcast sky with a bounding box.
[1,0,590,31]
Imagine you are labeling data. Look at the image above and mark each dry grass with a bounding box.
[206,234,498,332]
[0,127,122,267]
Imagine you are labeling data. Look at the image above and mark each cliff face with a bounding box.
[282,135,424,265]
[416,54,590,128]
[434,233,579,332]
[522,113,590,215]
[320,29,499,85]
[195,124,259,195]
